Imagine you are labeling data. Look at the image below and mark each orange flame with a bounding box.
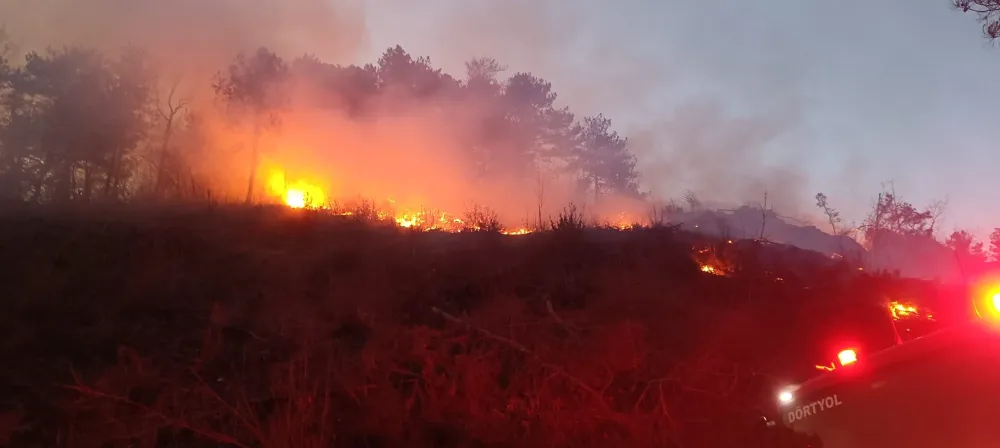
[889,300,933,321]
[266,168,327,209]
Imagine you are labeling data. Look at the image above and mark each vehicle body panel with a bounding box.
[779,323,1000,448]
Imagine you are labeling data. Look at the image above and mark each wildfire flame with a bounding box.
[502,228,531,236]
[889,301,919,320]
[266,169,327,210]
[262,166,542,235]
[887,300,936,345]
[259,164,658,239]
[889,300,933,321]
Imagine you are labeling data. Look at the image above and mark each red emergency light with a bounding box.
[972,279,1000,323]
[838,348,858,366]
[815,348,860,372]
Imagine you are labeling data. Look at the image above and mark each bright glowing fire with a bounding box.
[266,169,327,210]
[262,165,542,234]
[889,301,918,320]
[888,300,932,321]
[260,164,649,239]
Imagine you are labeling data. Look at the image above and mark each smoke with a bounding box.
[361,0,815,220]
[628,99,809,216]
[0,0,809,227]
[0,0,368,93]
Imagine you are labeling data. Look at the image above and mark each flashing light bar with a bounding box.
[837,349,858,366]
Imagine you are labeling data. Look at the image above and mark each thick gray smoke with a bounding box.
[0,0,815,225]
[0,0,368,88]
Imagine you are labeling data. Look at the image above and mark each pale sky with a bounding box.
[360,0,1000,236]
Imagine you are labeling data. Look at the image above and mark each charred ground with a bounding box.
[0,205,963,447]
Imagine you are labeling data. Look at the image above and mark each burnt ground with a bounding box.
[0,205,962,447]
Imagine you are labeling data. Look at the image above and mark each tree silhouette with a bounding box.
[815,192,842,235]
[989,228,1000,261]
[0,35,644,210]
[0,46,152,202]
[376,45,458,100]
[153,82,189,196]
[214,47,289,204]
[954,0,1000,39]
[573,114,639,201]
[946,229,986,267]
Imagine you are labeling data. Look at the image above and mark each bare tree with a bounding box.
[926,198,949,236]
[534,170,545,230]
[815,192,842,235]
[954,0,1000,39]
[759,191,771,240]
[682,190,701,212]
[214,47,289,204]
[153,82,189,195]
[464,57,506,85]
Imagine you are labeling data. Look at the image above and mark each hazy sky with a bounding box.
[361,0,1000,235]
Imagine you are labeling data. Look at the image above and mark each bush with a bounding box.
[462,205,503,233]
[551,202,586,232]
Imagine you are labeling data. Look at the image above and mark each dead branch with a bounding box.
[154,82,191,195]
[65,382,255,448]
[432,306,530,352]
[189,369,265,443]
[431,306,612,412]
[535,170,545,230]
[758,191,769,240]
[545,299,581,333]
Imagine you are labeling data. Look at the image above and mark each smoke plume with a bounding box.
[0,0,810,226]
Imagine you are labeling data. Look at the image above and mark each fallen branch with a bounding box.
[431,306,609,411]
[65,382,255,448]
[545,299,582,333]
[432,306,530,352]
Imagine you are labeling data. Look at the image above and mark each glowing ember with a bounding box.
[815,363,836,372]
[700,265,720,274]
[889,301,919,320]
[502,228,531,236]
[887,300,936,344]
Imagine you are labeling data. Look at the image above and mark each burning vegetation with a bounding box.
[3,3,1000,448]
[0,207,900,448]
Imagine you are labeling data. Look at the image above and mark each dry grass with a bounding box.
[0,204,956,447]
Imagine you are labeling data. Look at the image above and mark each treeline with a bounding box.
[816,185,1000,277]
[0,32,642,206]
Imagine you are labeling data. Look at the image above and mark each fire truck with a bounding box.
[773,280,1000,447]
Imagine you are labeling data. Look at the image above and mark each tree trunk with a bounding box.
[29,153,54,202]
[82,161,92,202]
[53,159,73,203]
[593,176,600,204]
[245,121,261,205]
[103,147,123,200]
[154,115,176,196]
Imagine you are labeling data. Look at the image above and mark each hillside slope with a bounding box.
[0,206,958,447]
[671,206,967,281]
